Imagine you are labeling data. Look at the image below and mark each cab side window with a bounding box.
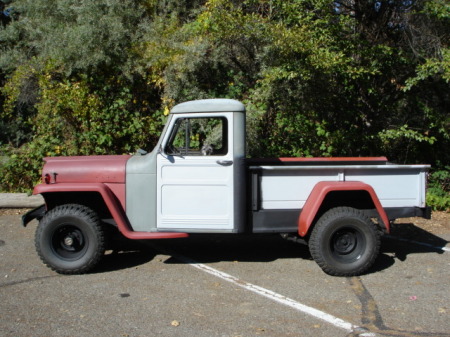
[165,117,228,156]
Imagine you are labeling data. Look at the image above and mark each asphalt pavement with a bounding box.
[0,200,449,337]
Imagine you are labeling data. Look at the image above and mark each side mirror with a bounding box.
[136,148,148,156]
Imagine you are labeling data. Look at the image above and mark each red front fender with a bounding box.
[34,183,188,240]
[298,181,390,237]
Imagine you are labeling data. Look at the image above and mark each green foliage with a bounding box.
[0,62,35,146]
[0,0,449,197]
[0,0,147,75]
[0,64,164,191]
[427,166,450,212]
[377,125,437,164]
[0,0,165,191]
[404,48,450,90]
[0,144,44,192]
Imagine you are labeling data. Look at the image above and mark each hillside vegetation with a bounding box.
[0,1,448,209]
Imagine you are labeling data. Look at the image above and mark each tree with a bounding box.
[0,0,166,191]
[0,0,448,192]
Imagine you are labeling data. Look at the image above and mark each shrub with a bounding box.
[427,166,450,212]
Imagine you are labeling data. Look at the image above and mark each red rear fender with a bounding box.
[298,181,390,237]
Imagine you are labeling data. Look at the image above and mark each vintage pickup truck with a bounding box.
[23,99,431,276]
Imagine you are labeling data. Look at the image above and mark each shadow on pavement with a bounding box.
[93,234,158,273]
[92,234,312,273]
[382,222,448,260]
[156,234,312,264]
[369,222,448,274]
[95,248,158,273]
[92,223,448,274]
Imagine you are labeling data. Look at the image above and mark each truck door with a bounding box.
[156,113,235,231]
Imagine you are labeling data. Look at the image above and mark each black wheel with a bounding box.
[35,204,106,274]
[308,207,380,276]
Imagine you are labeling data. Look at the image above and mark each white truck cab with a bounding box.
[126,99,246,233]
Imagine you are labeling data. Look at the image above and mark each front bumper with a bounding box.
[22,205,46,227]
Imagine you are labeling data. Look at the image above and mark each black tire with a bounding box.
[35,204,106,274]
[308,207,380,276]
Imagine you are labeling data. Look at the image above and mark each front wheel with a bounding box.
[308,207,380,276]
[35,204,106,274]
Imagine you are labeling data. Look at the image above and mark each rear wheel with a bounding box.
[308,207,380,276]
[35,204,106,274]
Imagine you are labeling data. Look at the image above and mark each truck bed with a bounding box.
[248,157,430,233]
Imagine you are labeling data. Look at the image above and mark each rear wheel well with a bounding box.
[313,190,384,230]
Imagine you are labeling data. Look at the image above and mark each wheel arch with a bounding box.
[298,181,390,237]
[33,183,188,240]
[23,186,115,228]
[34,183,129,237]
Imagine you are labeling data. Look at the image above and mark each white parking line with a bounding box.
[152,244,375,336]
[386,235,450,252]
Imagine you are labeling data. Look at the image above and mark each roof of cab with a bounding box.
[171,99,245,114]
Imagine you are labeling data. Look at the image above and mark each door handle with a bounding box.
[216,160,233,166]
